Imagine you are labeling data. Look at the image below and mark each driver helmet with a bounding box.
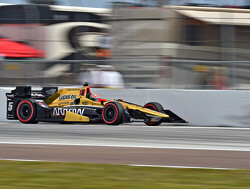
[89,93,99,101]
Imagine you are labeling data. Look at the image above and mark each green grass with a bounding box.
[0,160,250,189]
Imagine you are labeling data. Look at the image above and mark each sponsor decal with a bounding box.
[53,108,85,116]
[59,95,77,100]
[58,102,70,106]
[71,95,77,99]
[151,117,160,122]
[38,101,46,108]
[35,100,48,108]
[31,93,43,97]
[68,88,80,91]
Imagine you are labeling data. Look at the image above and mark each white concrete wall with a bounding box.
[2,87,250,127]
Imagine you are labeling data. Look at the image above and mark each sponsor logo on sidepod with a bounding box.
[59,95,77,100]
[53,108,84,116]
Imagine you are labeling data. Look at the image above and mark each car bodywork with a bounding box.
[6,83,187,125]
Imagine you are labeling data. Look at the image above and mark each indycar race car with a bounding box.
[6,83,187,125]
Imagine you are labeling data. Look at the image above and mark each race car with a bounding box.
[6,83,187,125]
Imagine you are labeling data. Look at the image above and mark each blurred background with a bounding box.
[1,0,250,89]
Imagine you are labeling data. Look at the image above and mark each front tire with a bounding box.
[16,100,38,124]
[102,102,124,125]
[144,102,164,126]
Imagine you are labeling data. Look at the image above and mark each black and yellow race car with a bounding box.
[6,83,186,125]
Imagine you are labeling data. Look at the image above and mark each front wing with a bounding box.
[125,108,187,123]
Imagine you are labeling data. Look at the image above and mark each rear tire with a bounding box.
[102,102,124,125]
[16,100,38,124]
[144,102,163,126]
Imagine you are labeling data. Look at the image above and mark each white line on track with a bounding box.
[0,158,44,162]
[129,164,236,170]
[3,121,250,129]
[0,141,250,152]
[0,158,236,170]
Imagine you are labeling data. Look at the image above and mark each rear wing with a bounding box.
[6,86,58,99]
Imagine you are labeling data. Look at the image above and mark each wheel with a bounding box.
[102,102,124,125]
[144,102,164,126]
[16,100,38,124]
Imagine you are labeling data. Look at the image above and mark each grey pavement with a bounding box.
[0,122,250,151]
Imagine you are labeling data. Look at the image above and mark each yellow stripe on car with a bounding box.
[117,101,169,118]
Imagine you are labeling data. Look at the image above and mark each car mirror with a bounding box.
[74,98,80,105]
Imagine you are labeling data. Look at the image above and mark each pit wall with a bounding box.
[1,87,250,127]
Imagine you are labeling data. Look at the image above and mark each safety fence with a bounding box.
[1,59,250,90]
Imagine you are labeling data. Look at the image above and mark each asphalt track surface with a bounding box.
[1,122,250,169]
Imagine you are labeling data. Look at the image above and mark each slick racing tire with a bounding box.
[144,102,164,126]
[102,102,124,125]
[16,100,38,124]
